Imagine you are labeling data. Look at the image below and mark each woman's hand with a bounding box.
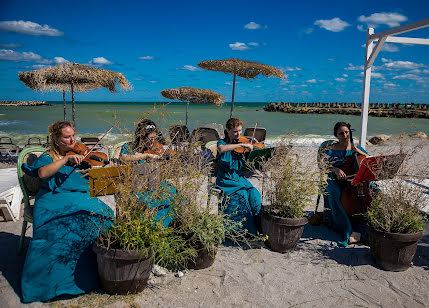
[65,154,85,165]
[241,143,254,151]
[146,153,160,160]
[333,167,347,180]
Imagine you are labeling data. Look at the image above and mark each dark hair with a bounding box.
[224,117,244,143]
[132,119,164,152]
[333,121,351,137]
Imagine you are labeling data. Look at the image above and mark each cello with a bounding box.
[338,129,372,218]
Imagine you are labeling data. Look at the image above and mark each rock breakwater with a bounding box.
[0,101,49,106]
[264,102,428,118]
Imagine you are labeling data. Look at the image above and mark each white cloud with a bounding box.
[149,80,158,84]
[314,17,350,32]
[345,63,364,71]
[306,79,317,83]
[229,42,250,50]
[0,20,63,36]
[0,49,50,63]
[381,43,399,52]
[328,58,336,62]
[139,56,154,60]
[255,85,262,88]
[91,57,113,65]
[342,74,348,77]
[0,43,22,48]
[54,57,68,64]
[354,79,362,83]
[358,12,407,28]
[281,66,302,72]
[408,69,429,74]
[25,64,49,69]
[357,25,365,32]
[384,82,397,88]
[304,27,314,34]
[382,59,426,70]
[244,22,261,30]
[226,81,240,85]
[248,42,259,47]
[182,65,201,71]
[359,71,384,79]
[335,77,346,82]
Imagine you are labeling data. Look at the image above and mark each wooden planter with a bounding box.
[186,240,218,270]
[93,244,153,295]
[367,226,423,271]
[261,211,307,253]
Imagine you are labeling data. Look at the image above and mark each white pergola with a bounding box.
[359,18,429,147]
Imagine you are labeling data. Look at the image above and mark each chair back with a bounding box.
[80,137,108,154]
[190,127,220,144]
[110,141,128,160]
[168,125,190,144]
[17,147,47,209]
[244,127,267,143]
[317,140,336,170]
[200,123,224,139]
[23,137,42,149]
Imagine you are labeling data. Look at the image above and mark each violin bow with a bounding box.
[250,122,258,145]
[82,125,114,160]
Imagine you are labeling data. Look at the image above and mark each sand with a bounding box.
[0,137,428,307]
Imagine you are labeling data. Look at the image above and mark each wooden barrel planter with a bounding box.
[186,240,218,270]
[367,226,423,271]
[92,244,153,295]
[261,211,308,253]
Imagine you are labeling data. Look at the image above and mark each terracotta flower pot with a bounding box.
[93,244,153,295]
[261,211,308,253]
[367,226,423,271]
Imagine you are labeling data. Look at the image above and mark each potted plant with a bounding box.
[259,145,321,252]
[366,178,426,271]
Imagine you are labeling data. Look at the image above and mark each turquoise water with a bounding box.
[0,101,428,146]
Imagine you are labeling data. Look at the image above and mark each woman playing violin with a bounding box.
[216,117,261,234]
[322,121,369,247]
[119,118,175,228]
[21,121,113,303]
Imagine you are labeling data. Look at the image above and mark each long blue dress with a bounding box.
[21,153,113,303]
[120,144,175,228]
[323,145,368,247]
[216,140,261,234]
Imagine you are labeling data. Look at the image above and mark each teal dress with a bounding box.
[120,144,175,228]
[216,140,261,234]
[323,145,368,247]
[20,153,113,303]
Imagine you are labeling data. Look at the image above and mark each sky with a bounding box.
[0,0,428,103]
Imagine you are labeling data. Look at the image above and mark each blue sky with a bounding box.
[0,0,428,103]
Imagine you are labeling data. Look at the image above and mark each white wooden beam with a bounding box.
[359,28,374,148]
[383,36,429,45]
[367,36,387,68]
[369,18,429,42]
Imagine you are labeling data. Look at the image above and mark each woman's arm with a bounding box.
[120,152,160,162]
[38,154,84,179]
[218,143,253,154]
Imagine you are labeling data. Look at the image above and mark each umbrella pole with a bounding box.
[186,102,189,126]
[71,83,75,127]
[62,90,66,120]
[230,73,236,118]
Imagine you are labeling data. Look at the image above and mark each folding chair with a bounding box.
[168,125,190,144]
[22,137,42,150]
[243,127,267,143]
[0,137,20,157]
[17,147,46,255]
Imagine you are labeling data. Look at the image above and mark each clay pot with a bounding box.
[367,226,423,271]
[93,244,153,294]
[261,211,308,253]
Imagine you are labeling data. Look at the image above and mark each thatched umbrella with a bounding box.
[198,58,284,118]
[18,62,131,125]
[161,87,224,125]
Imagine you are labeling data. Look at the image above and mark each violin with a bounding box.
[143,141,177,158]
[66,142,110,167]
[233,136,265,154]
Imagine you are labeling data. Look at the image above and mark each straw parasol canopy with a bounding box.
[161,87,224,125]
[198,58,285,118]
[18,62,131,125]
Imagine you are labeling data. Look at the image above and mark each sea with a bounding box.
[1,101,428,147]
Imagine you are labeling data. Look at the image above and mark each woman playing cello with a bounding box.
[21,121,113,302]
[119,118,175,227]
[216,118,261,234]
[322,121,369,247]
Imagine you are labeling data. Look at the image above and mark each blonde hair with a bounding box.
[48,121,74,160]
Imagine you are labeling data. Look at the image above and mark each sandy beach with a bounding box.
[1,137,428,307]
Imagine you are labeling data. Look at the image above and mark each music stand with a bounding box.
[351,153,407,185]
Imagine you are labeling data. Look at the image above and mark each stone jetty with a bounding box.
[264,102,429,118]
[0,101,49,106]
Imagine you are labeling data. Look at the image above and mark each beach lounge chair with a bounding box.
[0,137,20,157]
[168,125,190,144]
[244,127,266,143]
[17,147,46,255]
[0,185,23,222]
[190,127,220,144]
[23,137,43,150]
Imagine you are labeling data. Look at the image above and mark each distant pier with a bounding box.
[0,101,49,106]
[264,102,429,119]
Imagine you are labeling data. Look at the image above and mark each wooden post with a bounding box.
[230,72,236,118]
[186,101,189,126]
[71,83,75,127]
[62,90,66,120]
